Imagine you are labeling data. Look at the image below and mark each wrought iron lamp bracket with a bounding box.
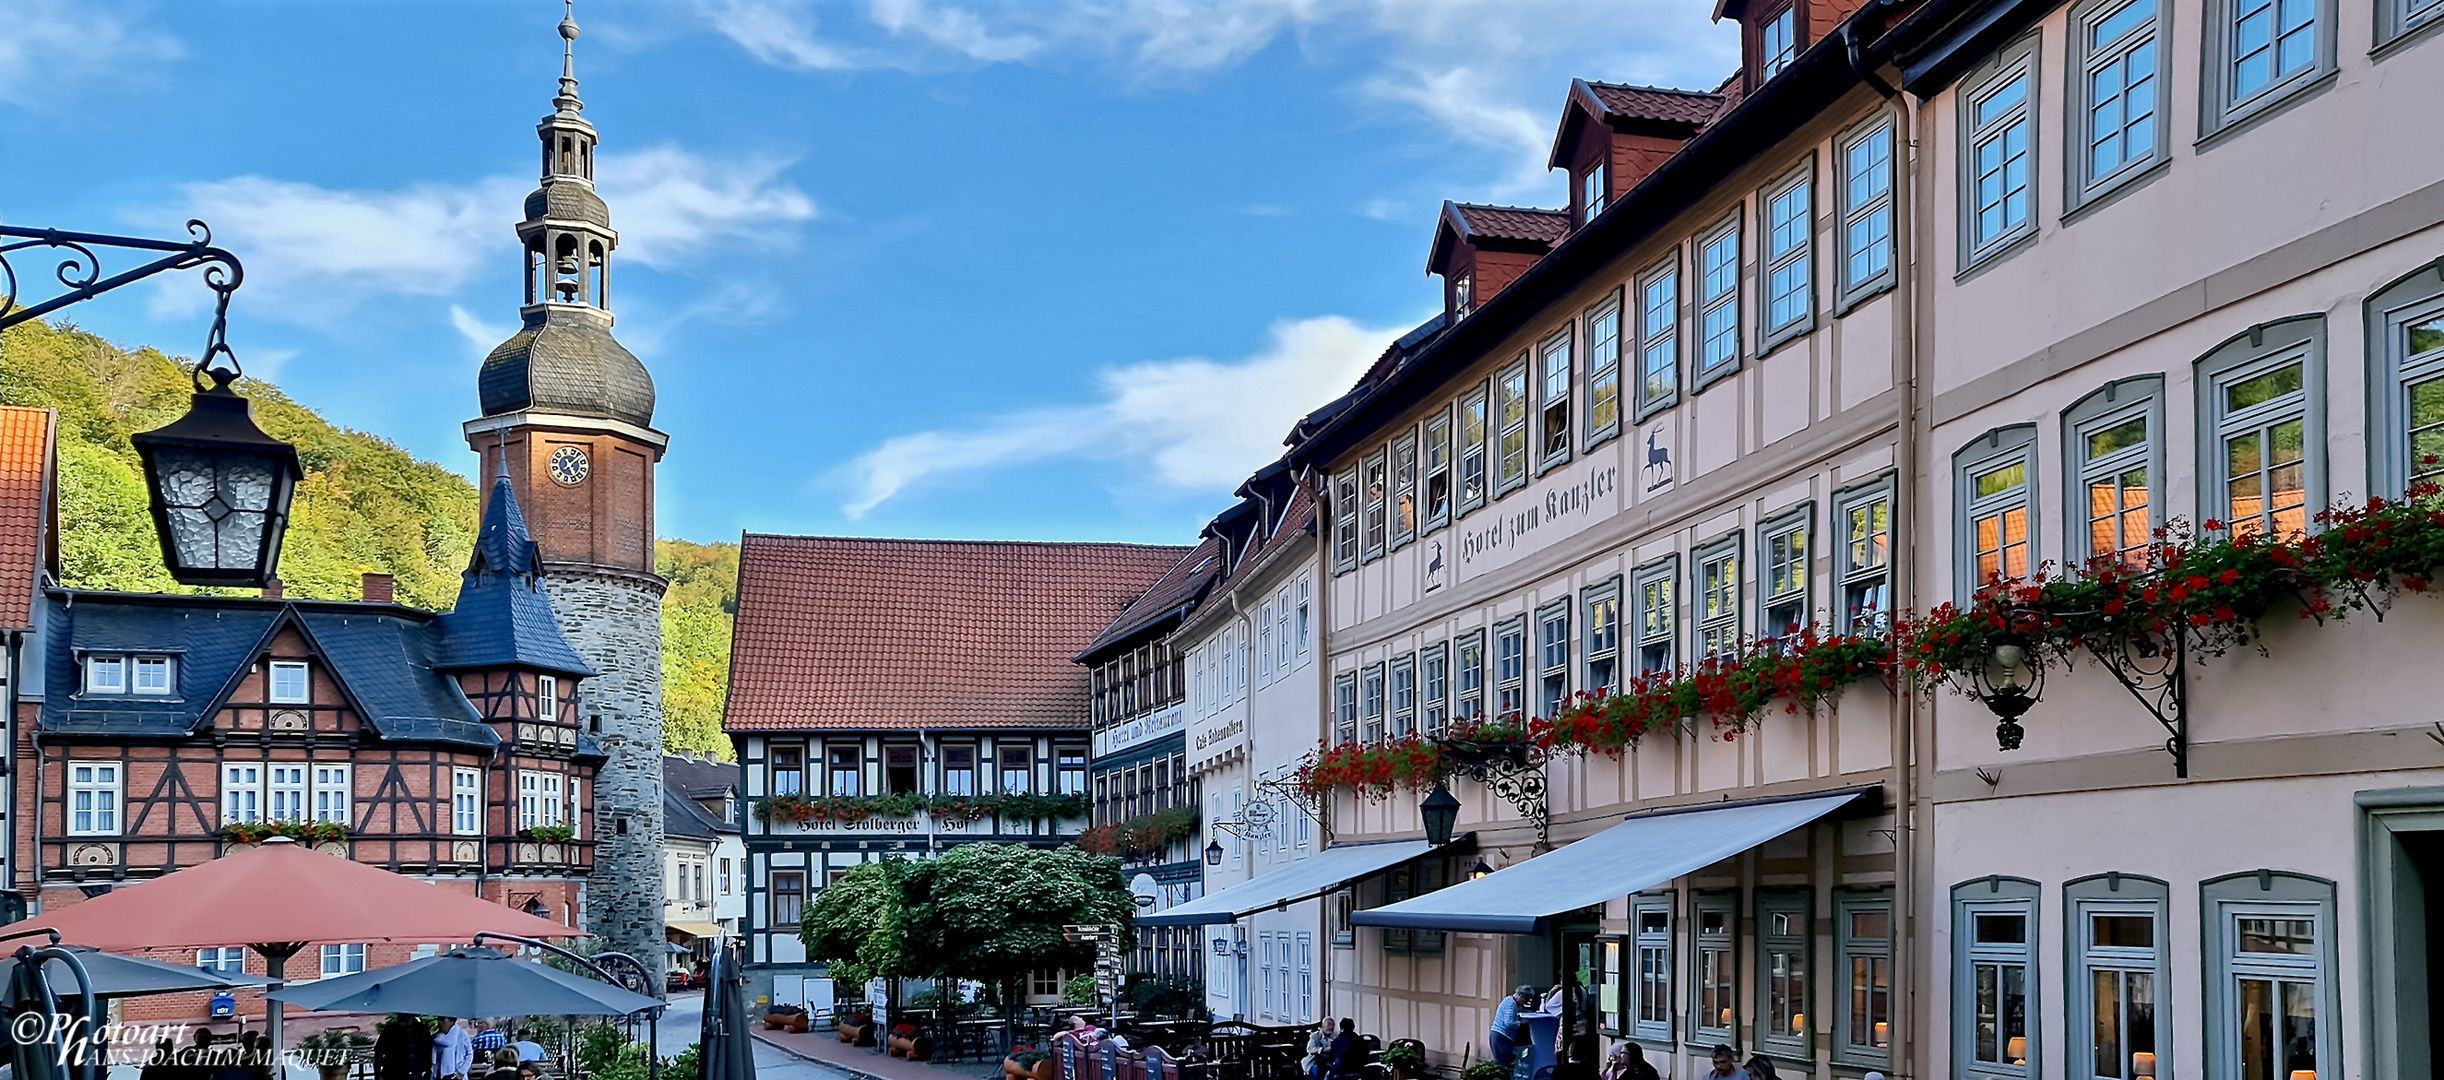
[1251,774,1325,827]
[1436,741,1551,843]
[2079,629,2190,778]
[1,221,247,381]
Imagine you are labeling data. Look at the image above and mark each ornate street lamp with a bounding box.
[1419,783,1461,847]
[4,222,298,588]
[1468,858,1493,881]
[1204,839,1224,867]
[1969,632,2043,751]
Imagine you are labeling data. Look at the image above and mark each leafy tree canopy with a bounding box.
[897,844,1136,993]
[801,859,911,987]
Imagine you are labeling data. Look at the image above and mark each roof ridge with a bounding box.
[740,533,1192,551]
[1584,79,1722,98]
[1450,201,1570,215]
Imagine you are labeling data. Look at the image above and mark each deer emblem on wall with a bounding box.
[1643,429,1674,492]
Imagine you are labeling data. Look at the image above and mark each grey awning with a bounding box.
[1139,837,1457,927]
[1352,788,1875,934]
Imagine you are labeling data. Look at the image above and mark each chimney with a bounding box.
[361,573,395,604]
[261,577,283,600]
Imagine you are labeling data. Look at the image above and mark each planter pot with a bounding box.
[762,1014,786,1031]
[886,1035,914,1059]
[784,1013,808,1034]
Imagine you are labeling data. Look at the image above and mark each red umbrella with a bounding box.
[0,839,579,1048]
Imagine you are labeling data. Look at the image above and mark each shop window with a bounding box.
[2198,317,2322,541]
[2201,870,2337,1080]
[1693,896,1737,1045]
[1632,896,1674,1044]
[1836,891,1894,1068]
[2066,874,2170,1080]
[1757,891,1811,1058]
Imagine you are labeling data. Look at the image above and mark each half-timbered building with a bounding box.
[8,469,602,1021]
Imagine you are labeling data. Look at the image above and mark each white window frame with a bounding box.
[536,674,558,721]
[312,764,350,826]
[2198,316,2323,541]
[319,944,367,978]
[268,660,310,704]
[1494,616,1527,720]
[1453,271,1474,318]
[1420,643,1450,738]
[1496,358,1532,495]
[132,655,173,695]
[1391,432,1419,550]
[1837,478,1896,635]
[2200,871,2338,1080]
[1760,163,1816,351]
[1296,575,1313,662]
[1423,407,1455,531]
[1582,579,1621,699]
[1760,505,1813,648]
[1455,630,1486,723]
[2204,0,2334,133]
[1586,292,1624,447]
[2066,874,2171,1080]
[452,767,482,835]
[1634,556,1679,674]
[68,762,119,835]
[1694,533,1743,663]
[1459,382,1491,514]
[1837,115,1898,308]
[2069,0,2168,210]
[1635,257,1682,419]
[1538,329,1575,471]
[1836,890,1896,1068]
[1361,449,1390,563]
[1953,878,2040,1079]
[1960,39,2040,270]
[1257,601,1274,684]
[1333,471,1360,573]
[1696,217,1744,386]
[1275,587,1294,672]
[1360,664,1386,744]
[1333,671,1359,745]
[2366,261,2444,498]
[222,763,262,825]
[1761,5,1798,77]
[269,764,307,823]
[1389,654,1416,739]
[1536,601,1570,720]
[197,947,246,976]
[1956,426,2042,599]
[1581,164,1607,222]
[1632,894,1675,1044]
[2063,376,2165,570]
[84,656,125,696]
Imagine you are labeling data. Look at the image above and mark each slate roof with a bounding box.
[723,536,1187,732]
[664,753,737,801]
[478,305,656,428]
[0,407,56,630]
[432,473,597,676]
[664,788,728,841]
[1076,536,1224,663]
[40,594,500,748]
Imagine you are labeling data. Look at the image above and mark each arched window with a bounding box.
[588,241,606,308]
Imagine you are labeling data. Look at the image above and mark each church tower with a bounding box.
[464,2,667,984]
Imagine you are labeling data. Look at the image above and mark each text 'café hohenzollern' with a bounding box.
[712,0,2444,1073]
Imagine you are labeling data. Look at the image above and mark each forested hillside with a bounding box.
[0,317,735,758]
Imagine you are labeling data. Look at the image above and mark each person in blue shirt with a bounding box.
[1489,986,1537,1067]
[1326,1019,1364,1079]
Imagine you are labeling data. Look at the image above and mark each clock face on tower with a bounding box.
[547,445,591,486]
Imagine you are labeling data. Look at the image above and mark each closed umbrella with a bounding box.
[697,939,752,1080]
[267,946,660,1017]
[0,838,577,1050]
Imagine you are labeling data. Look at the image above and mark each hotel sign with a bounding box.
[1450,460,1621,578]
[1095,703,1188,756]
[767,812,978,835]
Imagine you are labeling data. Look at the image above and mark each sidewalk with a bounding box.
[751,1028,1006,1080]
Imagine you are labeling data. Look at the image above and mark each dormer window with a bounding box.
[268,660,310,704]
[1454,272,1475,317]
[85,655,175,696]
[1762,7,1798,79]
[1582,167,1607,222]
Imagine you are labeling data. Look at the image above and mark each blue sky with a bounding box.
[0,0,1737,546]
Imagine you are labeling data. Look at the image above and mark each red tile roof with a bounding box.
[1075,537,1223,662]
[0,407,56,630]
[1583,81,1727,129]
[1446,203,1573,246]
[722,535,1189,732]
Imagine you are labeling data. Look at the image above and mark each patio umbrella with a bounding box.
[266,946,660,1017]
[1,944,264,1003]
[698,939,752,1080]
[0,838,577,1050]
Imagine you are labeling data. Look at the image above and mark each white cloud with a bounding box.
[838,315,1393,517]
[1362,65,1552,194]
[869,0,1044,63]
[596,146,817,269]
[0,0,182,109]
[450,304,514,357]
[152,147,813,327]
[698,0,856,71]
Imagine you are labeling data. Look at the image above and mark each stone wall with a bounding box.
[545,563,669,986]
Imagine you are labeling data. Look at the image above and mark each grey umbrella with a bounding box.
[697,938,752,1080]
[3,945,265,1003]
[266,946,662,1017]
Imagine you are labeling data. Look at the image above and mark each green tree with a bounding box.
[801,859,912,988]
[896,844,1136,1015]
[657,538,738,758]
